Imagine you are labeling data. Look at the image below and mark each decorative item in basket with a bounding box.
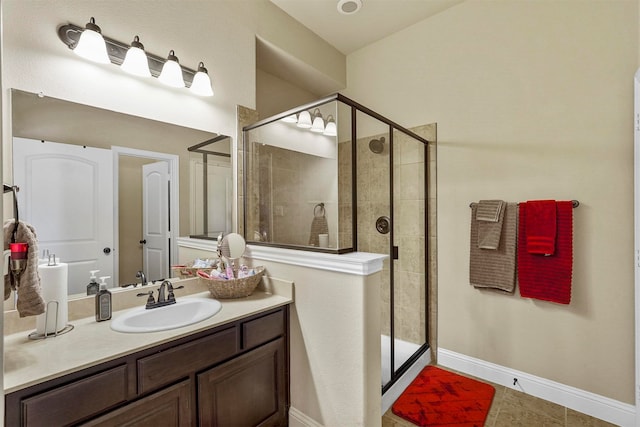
[171,258,217,279]
[197,266,265,299]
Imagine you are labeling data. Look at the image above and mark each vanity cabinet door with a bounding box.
[81,380,191,427]
[197,337,287,427]
[18,364,129,427]
[137,326,238,394]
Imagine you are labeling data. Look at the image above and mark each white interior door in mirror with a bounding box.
[142,161,169,281]
[13,137,114,294]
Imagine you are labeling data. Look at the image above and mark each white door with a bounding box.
[142,161,169,282]
[13,137,114,294]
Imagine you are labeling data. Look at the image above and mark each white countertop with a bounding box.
[4,288,292,394]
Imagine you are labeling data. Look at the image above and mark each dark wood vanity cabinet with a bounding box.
[198,337,286,426]
[5,305,290,427]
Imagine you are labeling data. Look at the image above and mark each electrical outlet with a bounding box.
[275,206,284,217]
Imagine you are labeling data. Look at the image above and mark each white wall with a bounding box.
[346,0,638,404]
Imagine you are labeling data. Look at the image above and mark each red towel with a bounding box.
[525,200,556,255]
[518,201,573,304]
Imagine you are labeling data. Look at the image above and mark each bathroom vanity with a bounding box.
[4,288,291,426]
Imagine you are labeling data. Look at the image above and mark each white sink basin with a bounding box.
[110,297,222,333]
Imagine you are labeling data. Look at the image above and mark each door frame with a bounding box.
[633,67,640,426]
[112,146,179,286]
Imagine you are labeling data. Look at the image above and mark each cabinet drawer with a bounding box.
[22,364,128,426]
[242,309,285,350]
[81,380,191,427]
[137,326,238,394]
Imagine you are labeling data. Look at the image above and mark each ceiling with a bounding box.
[269,0,465,55]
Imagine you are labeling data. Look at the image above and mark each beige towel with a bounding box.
[476,200,504,222]
[4,220,46,317]
[469,203,518,292]
[308,216,329,247]
[476,200,505,250]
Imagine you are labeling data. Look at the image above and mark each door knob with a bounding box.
[103,247,111,254]
[139,239,147,245]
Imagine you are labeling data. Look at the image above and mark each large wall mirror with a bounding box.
[7,89,231,299]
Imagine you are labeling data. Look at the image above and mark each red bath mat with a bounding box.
[392,366,495,427]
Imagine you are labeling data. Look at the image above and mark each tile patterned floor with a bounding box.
[382,369,618,427]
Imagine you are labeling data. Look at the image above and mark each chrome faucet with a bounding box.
[136,280,185,310]
[136,270,147,286]
[157,281,167,303]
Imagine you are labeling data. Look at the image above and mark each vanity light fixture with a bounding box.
[282,113,298,123]
[57,19,214,96]
[120,36,151,77]
[158,50,185,88]
[190,62,214,97]
[297,110,313,128]
[310,108,325,133]
[281,109,337,137]
[73,17,110,64]
[323,115,337,136]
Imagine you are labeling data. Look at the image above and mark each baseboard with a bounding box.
[438,348,635,427]
[381,350,431,414]
[289,406,324,427]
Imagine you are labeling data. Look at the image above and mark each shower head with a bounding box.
[369,137,385,154]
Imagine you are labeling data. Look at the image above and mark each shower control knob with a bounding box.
[376,216,391,234]
[103,247,111,255]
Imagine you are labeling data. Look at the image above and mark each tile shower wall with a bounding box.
[339,123,437,350]
[253,145,336,246]
[237,105,260,237]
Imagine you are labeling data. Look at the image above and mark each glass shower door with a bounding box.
[391,128,428,386]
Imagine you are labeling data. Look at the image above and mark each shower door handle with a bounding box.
[376,216,390,234]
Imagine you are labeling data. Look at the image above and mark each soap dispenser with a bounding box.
[95,276,112,322]
[86,270,100,295]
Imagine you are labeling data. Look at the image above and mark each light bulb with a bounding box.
[323,115,337,136]
[190,62,214,96]
[297,111,312,128]
[310,109,325,133]
[121,36,151,77]
[74,17,110,64]
[282,114,297,123]
[158,50,185,88]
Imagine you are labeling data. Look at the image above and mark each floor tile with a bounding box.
[566,408,618,427]
[382,368,614,427]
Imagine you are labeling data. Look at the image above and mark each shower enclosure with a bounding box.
[242,93,434,396]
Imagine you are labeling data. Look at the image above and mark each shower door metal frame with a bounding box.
[241,93,431,394]
[382,136,431,394]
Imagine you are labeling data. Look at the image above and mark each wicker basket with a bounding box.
[172,266,198,279]
[199,266,265,299]
[172,262,216,279]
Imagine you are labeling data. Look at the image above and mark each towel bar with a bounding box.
[469,200,580,208]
